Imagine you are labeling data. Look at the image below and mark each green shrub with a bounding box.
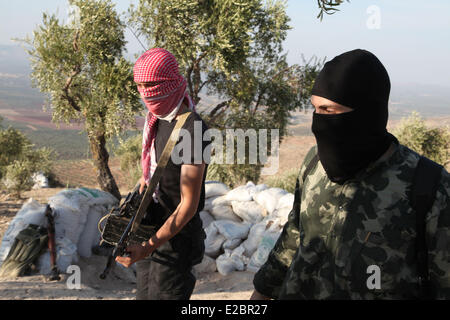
[114,134,142,187]
[0,125,55,197]
[2,160,34,197]
[206,162,264,189]
[0,127,29,171]
[264,168,299,193]
[394,112,449,166]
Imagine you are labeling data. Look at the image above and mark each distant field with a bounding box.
[0,114,142,160]
[1,74,448,191]
[51,157,132,193]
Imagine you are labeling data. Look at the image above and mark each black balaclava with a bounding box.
[311,49,394,184]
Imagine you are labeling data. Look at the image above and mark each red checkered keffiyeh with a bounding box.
[134,48,195,186]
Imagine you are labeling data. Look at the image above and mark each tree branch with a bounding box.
[61,30,82,112]
[186,64,194,97]
[189,51,208,103]
[209,107,227,125]
[253,89,264,115]
[73,30,80,51]
[209,100,231,118]
[198,79,210,95]
[62,67,82,112]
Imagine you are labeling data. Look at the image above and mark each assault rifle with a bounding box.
[45,205,61,281]
[99,185,144,280]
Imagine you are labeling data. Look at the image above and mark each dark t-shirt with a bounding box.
[142,111,210,237]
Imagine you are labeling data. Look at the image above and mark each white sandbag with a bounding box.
[37,236,77,275]
[239,218,280,257]
[216,250,236,276]
[53,206,84,246]
[204,195,231,212]
[204,196,218,212]
[205,181,230,198]
[253,188,288,215]
[204,223,226,258]
[48,189,90,214]
[48,188,116,250]
[0,199,47,266]
[199,211,215,229]
[231,201,265,224]
[216,246,246,276]
[272,207,292,226]
[225,185,253,202]
[276,193,294,210]
[49,189,89,245]
[255,184,269,193]
[247,227,282,272]
[214,220,251,241]
[193,255,217,276]
[241,222,267,257]
[77,205,103,258]
[209,205,242,222]
[223,238,242,250]
[75,187,118,207]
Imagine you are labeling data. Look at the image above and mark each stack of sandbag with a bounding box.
[0,188,118,276]
[198,181,294,276]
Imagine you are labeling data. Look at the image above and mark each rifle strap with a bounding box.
[411,156,443,299]
[131,111,192,233]
[302,153,319,183]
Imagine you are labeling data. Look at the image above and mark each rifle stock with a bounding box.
[45,205,60,281]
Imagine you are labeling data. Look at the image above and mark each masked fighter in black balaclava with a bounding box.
[251,49,450,300]
[311,49,395,183]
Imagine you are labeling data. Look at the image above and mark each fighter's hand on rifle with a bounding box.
[115,241,154,268]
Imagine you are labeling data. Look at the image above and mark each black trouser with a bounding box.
[137,199,205,300]
[136,232,204,300]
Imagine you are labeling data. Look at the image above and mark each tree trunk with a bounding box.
[88,133,121,201]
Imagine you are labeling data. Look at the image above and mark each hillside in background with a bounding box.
[0,44,449,187]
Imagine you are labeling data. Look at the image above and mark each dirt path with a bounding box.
[0,268,255,300]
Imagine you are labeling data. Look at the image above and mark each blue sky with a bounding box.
[1,0,449,87]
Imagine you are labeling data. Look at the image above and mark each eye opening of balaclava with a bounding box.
[311,49,394,184]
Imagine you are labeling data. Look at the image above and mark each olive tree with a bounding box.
[21,0,142,199]
[129,0,323,185]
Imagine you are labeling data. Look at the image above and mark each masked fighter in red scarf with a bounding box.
[116,48,210,300]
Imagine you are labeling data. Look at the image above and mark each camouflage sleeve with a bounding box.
[428,169,450,299]
[253,146,317,299]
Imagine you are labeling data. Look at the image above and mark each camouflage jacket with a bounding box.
[253,143,450,299]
